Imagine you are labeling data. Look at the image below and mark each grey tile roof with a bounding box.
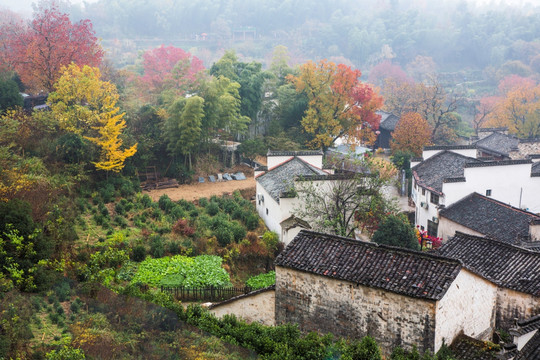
[377,110,399,131]
[439,193,540,244]
[275,230,462,301]
[256,157,327,202]
[449,334,502,360]
[438,232,540,296]
[424,145,477,151]
[412,151,482,194]
[532,162,540,176]
[475,132,519,157]
[509,314,540,336]
[515,330,540,360]
[464,159,532,168]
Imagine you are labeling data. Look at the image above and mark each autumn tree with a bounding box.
[484,81,540,138]
[49,64,136,172]
[139,45,205,100]
[390,112,433,157]
[0,1,103,92]
[289,59,383,150]
[368,60,412,88]
[382,76,462,144]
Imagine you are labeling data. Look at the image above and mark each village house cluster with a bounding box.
[207,126,540,357]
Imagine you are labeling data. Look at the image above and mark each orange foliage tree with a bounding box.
[390,112,432,156]
[484,77,540,138]
[288,59,383,150]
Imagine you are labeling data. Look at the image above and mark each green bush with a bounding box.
[99,183,115,203]
[132,245,146,262]
[158,195,175,213]
[114,215,128,228]
[114,202,126,216]
[139,194,153,208]
[244,213,260,231]
[372,215,419,250]
[198,197,209,207]
[231,221,247,242]
[150,235,165,258]
[206,201,220,216]
[46,345,86,360]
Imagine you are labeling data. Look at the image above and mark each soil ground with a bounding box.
[144,177,256,202]
[144,164,256,202]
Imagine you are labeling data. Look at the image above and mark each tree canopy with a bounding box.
[289,59,383,150]
[0,2,103,92]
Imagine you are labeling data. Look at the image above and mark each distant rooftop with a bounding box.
[267,150,323,157]
[412,151,481,194]
[256,157,327,202]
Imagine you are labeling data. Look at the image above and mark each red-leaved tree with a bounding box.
[139,45,206,98]
[0,1,103,93]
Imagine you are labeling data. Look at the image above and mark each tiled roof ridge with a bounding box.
[451,231,540,255]
[295,156,331,175]
[464,159,532,168]
[424,144,477,150]
[519,138,540,143]
[267,150,323,156]
[443,176,466,183]
[295,173,367,181]
[412,150,480,171]
[441,192,540,219]
[478,127,508,132]
[517,313,540,327]
[255,156,295,179]
[290,230,462,265]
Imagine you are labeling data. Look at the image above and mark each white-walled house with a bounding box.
[255,150,329,243]
[275,230,501,355]
[411,147,540,237]
[438,192,540,248]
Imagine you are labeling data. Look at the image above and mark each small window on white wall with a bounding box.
[266,208,269,215]
[486,189,492,196]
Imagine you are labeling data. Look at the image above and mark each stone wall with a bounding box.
[496,288,540,330]
[510,140,540,160]
[209,288,275,326]
[275,267,437,355]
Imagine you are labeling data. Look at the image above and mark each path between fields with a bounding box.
[144,177,256,202]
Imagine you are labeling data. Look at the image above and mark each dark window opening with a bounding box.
[430,193,439,205]
[427,220,438,238]
[486,189,492,196]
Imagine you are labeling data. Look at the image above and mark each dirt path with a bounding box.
[144,178,256,202]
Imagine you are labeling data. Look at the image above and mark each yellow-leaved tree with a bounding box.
[49,64,137,172]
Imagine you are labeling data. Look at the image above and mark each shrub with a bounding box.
[244,213,260,231]
[206,201,219,216]
[114,216,128,228]
[132,245,146,262]
[114,202,126,216]
[158,195,175,213]
[150,235,165,258]
[231,221,247,242]
[198,197,209,207]
[99,183,115,203]
[172,218,195,237]
[372,215,419,250]
[139,194,153,208]
[169,206,186,220]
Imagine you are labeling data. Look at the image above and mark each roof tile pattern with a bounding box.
[449,334,501,360]
[515,330,540,360]
[412,151,481,193]
[256,157,327,202]
[275,230,462,300]
[438,232,540,296]
[377,110,399,131]
[439,193,540,244]
[475,132,519,157]
[510,314,540,336]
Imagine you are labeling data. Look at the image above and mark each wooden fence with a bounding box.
[161,285,253,302]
